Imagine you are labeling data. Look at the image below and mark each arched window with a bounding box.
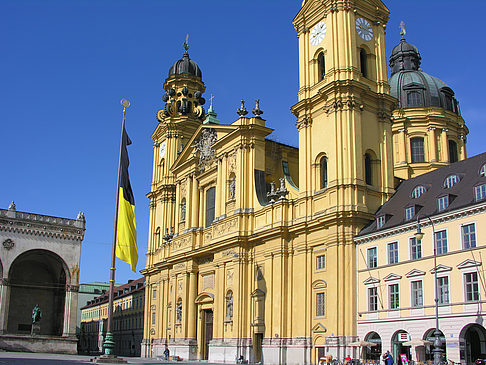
[448,140,458,163]
[320,156,328,189]
[480,164,486,177]
[407,91,422,107]
[318,52,325,81]
[411,185,427,199]
[443,174,460,189]
[360,49,368,78]
[410,137,425,163]
[365,153,372,185]
[205,187,216,228]
[154,227,161,248]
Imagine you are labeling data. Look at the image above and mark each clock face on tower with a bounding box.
[159,140,167,159]
[356,17,373,41]
[310,21,327,46]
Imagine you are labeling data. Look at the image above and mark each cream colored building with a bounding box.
[141,1,468,364]
[355,153,486,365]
[79,277,144,356]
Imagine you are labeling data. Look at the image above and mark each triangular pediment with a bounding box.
[457,259,482,270]
[312,322,327,333]
[363,276,380,285]
[430,264,452,274]
[406,269,426,278]
[383,273,402,281]
[312,279,327,289]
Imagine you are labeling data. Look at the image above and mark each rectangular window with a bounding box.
[465,272,480,302]
[388,242,399,264]
[462,224,477,249]
[475,184,486,201]
[205,187,216,228]
[437,276,450,304]
[389,284,399,309]
[367,247,377,268]
[405,206,415,221]
[151,312,156,326]
[435,230,448,255]
[410,138,425,163]
[368,287,378,312]
[411,280,423,307]
[316,293,325,316]
[153,289,157,300]
[316,255,325,270]
[438,196,449,211]
[410,237,422,260]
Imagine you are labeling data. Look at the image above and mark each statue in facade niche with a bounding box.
[229,177,236,199]
[226,292,233,319]
[176,302,182,323]
[32,304,42,323]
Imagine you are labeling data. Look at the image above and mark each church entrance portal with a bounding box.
[7,250,67,336]
[203,309,213,360]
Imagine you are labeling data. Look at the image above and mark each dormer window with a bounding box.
[405,206,416,221]
[438,195,449,212]
[444,174,460,189]
[480,164,486,177]
[411,185,427,199]
[377,215,386,229]
[475,184,486,201]
[407,91,422,107]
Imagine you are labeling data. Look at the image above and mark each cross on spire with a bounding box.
[183,34,189,51]
[399,21,406,39]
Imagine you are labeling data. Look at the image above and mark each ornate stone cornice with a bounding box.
[0,209,85,241]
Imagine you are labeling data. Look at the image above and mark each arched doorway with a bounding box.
[423,328,446,362]
[460,324,486,365]
[364,332,382,361]
[7,249,68,336]
[392,330,412,365]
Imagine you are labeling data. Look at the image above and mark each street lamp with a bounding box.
[414,217,443,365]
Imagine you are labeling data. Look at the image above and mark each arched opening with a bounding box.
[460,323,486,364]
[154,227,161,248]
[360,49,368,78]
[423,328,447,362]
[365,153,372,185]
[7,249,68,336]
[225,290,233,320]
[320,156,328,189]
[449,140,458,163]
[391,330,412,365]
[364,332,382,361]
[228,173,236,200]
[318,52,325,81]
[410,137,425,163]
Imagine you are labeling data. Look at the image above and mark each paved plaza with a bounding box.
[0,352,225,365]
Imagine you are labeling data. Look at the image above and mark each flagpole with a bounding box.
[99,99,130,362]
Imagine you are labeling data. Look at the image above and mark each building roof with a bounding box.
[81,277,145,310]
[359,152,486,236]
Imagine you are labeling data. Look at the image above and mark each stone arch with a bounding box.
[312,48,326,84]
[7,249,70,336]
[364,331,382,361]
[459,323,486,364]
[422,328,446,362]
[391,329,411,365]
[364,149,380,187]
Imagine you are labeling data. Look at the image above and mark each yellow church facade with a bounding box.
[140,1,468,364]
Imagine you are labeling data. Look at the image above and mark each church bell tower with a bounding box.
[292,0,395,212]
[147,43,206,266]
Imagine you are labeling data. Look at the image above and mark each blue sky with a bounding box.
[1,0,485,285]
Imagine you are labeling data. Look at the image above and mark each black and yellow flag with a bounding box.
[115,126,138,272]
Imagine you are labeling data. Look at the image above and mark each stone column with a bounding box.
[440,128,449,162]
[398,128,407,164]
[62,285,79,337]
[427,127,437,162]
[187,272,197,338]
[0,279,10,334]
